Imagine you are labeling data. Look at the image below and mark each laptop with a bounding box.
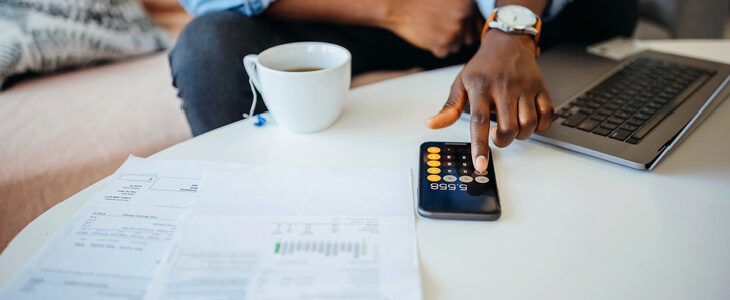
[466,44,730,170]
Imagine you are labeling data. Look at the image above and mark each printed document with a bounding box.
[148,167,422,300]
[1,159,422,300]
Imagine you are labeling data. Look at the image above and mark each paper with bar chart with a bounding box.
[148,167,421,300]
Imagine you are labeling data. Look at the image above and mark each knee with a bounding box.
[172,12,271,60]
[172,12,241,66]
[169,12,276,82]
[179,12,240,44]
[617,0,639,37]
[169,12,270,90]
[556,0,638,44]
[594,0,639,38]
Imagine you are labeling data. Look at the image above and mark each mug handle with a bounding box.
[242,54,262,91]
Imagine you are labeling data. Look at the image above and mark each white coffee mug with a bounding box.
[243,42,351,133]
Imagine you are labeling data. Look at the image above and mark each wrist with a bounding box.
[481,29,537,56]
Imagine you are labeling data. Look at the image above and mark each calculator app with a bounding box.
[418,142,500,219]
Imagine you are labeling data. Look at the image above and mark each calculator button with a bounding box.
[474,170,488,176]
[458,161,472,168]
[427,175,441,182]
[427,147,441,154]
[442,161,456,167]
[443,154,455,160]
[427,154,441,160]
[459,176,473,183]
[427,168,441,174]
[442,168,457,175]
[458,155,469,161]
[443,175,458,182]
[427,161,441,167]
[458,168,471,175]
[475,176,489,183]
[442,147,455,154]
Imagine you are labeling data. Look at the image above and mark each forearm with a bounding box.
[264,0,391,28]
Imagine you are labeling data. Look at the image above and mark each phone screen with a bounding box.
[417,142,501,220]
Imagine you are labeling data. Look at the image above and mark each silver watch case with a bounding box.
[488,6,540,36]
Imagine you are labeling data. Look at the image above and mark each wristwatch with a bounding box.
[481,5,542,56]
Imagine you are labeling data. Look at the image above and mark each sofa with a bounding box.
[0,0,727,252]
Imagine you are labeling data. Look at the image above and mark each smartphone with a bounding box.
[417,142,501,221]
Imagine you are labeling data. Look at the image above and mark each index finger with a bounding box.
[467,87,493,172]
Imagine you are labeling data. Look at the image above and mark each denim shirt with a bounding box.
[476,0,571,21]
[180,0,571,19]
[179,0,276,16]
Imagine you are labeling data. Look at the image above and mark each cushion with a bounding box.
[0,0,172,89]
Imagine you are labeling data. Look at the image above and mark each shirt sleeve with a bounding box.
[179,0,278,16]
[475,0,572,21]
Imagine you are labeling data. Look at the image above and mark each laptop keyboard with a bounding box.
[556,57,715,144]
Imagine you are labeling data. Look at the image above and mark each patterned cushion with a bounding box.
[0,0,172,89]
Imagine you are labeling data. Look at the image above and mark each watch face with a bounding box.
[496,5,537,29]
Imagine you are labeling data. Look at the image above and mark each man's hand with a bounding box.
[383,0,481,58]
[425,30,554,171]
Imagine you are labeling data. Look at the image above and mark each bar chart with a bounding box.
[273,240,367,259]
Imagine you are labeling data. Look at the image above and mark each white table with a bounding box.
[2,40,730,299]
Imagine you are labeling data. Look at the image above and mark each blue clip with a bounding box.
[254,115,266,127]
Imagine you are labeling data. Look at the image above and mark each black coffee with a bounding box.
[284,67,323,72]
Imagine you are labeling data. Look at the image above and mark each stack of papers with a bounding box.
[0,157,422,300]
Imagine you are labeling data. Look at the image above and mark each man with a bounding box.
[169,0,637,171]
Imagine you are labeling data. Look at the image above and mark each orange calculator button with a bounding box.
[427,160,441,167]
[427,168,441,174]
[427,147,441,154]
[427,154,441,160]
[427,175,441,182]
